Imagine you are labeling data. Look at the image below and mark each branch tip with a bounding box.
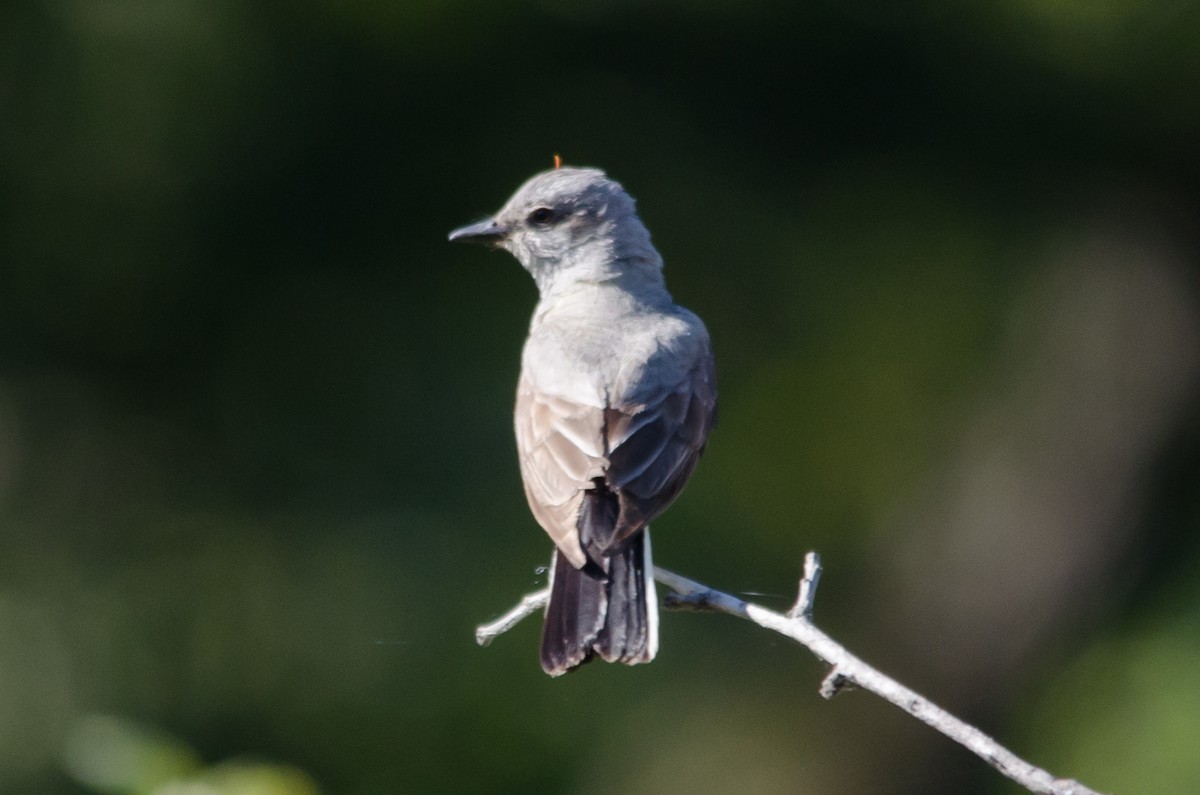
[788,550,823,619]
[820,667,851,699]
[474,586,549,647]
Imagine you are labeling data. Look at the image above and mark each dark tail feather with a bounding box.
[540,531,658,676]
[595,530,657,664]
[540,550,606,676]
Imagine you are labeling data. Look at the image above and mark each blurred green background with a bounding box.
[3,2,1199,793]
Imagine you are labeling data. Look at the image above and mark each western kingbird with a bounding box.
[450,166,717,676]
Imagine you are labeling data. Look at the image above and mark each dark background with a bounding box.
[2,2,1199,793]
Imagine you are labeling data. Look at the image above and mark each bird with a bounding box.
[449,164,717,676]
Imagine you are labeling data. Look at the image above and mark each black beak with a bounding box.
[448,218,508,245]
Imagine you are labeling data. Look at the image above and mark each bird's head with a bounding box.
[450,167,662,294]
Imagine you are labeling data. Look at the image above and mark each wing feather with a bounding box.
[515,327,717,567]
[605,346,717,543]
[515,377,606,567]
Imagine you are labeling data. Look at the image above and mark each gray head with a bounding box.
[449,167,663,295]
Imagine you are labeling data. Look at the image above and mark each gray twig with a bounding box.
[475,551,1105,795]
[475,587,549,647]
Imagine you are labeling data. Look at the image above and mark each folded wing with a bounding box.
[602,351,717,553]
[515,342,717,568]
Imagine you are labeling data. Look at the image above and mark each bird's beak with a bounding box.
[448,218,509,246]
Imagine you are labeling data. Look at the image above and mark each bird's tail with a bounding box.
[540,530,658,676]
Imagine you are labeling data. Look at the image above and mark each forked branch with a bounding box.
[475,552,1104,795]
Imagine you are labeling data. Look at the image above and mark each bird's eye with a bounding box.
[527,207,555,226]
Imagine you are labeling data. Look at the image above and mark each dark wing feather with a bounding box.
[516,333,717,567]
[598,346,717,555]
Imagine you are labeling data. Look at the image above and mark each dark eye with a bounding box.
[527,207,555,226]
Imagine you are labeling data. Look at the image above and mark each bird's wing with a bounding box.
[515,332,717,568]
[515,376,607,568]
[603,344,717,549]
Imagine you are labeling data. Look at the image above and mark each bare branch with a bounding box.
[475,553,1105,795]
[787,550,822,619]
[475,587,548,647]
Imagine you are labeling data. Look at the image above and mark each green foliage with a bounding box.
[64,714,317,795]
[1020,555,1200,794]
